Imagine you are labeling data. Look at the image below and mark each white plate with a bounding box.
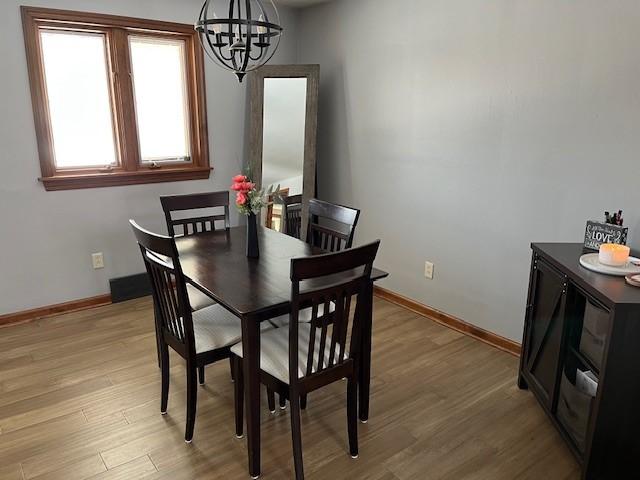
[579,253,640,276]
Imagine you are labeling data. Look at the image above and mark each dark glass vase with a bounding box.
[246,212,259,259]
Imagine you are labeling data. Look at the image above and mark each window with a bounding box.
[129,36,191,164]
[22,7,210,190]
[40,31,118,169]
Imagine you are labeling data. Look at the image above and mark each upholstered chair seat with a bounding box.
[187,284,216,311]
[231,323,345,384]
[269,303,336,328]
[192,304,272,353]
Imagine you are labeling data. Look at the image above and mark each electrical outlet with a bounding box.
[424,261,434,280]
[92,252,105,269]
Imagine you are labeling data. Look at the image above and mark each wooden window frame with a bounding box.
[21,7,211,191]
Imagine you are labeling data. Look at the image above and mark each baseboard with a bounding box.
[373,286,521,357]
[0,283,521,357]
[0,294,112,328]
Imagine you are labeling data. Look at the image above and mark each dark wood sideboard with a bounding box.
[519,243,640,480]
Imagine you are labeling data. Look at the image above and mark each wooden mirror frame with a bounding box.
[249,64,319,240]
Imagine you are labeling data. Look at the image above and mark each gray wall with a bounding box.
[297,0,640,341]
[0,0,299,315]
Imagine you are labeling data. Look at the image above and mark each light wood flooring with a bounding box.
[0,296,580,479]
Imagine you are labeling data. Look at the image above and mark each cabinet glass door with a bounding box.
[523,258,567,409]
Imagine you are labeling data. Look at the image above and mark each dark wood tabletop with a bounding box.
[176,226,388,319]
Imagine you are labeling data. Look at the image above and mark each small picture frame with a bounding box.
[584,221,628,250]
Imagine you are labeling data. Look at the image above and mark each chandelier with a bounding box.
[195,0,283,83]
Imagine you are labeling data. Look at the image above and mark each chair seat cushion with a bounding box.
[269,302,336,328]
[145,251,214,312]
[187,284,216,311]
[192,305,271,354]
[230,323,346,384]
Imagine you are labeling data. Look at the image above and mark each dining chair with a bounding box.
[283,194,303,239]
[269,199,362,410]
[131,220,245,443]
[272,198,360,329]
[307,198,360,252]
[231,241,381,479]
[160,191,230,311]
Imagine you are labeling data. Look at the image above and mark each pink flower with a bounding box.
[231,182,255,193]
[232,174,247,183]
[236,192,247,205]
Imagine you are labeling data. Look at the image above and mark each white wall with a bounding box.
[0,0,299,315]
[297,0,640,341]
[268,174,303,197]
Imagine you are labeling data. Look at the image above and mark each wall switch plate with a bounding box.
[424,261,434,280]
[92,252,105,269]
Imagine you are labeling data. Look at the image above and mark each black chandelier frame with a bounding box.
[195,0,284,82]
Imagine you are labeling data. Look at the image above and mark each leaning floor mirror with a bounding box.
[249,64,319,239]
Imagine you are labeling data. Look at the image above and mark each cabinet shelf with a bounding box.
[568,345,600,378]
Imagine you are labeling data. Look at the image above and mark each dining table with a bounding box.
[176,226,388,478]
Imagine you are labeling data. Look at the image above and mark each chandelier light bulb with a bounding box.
[257,15,268,35]
[211,13,222,35]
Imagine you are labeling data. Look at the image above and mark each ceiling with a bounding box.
[276,0,334,7]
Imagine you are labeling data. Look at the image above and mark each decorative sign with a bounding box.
[584,221,628,250]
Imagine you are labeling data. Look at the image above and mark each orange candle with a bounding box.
[599,243,630,267]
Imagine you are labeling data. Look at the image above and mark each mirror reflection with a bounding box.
[261,77,308,231]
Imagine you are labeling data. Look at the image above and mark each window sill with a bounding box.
[40,167,212,191]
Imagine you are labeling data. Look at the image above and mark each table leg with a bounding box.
[241,316,261,479]
[358,281,374,423]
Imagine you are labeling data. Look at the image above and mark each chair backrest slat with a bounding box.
[165,270,183,341]
[328,291,345,368]
[337,293,352,362]
[161,191,230,237]
[149,266,172,337]
[131,220,195,352]
[289,241,380,384]
[305,303,319,377]
[283,194,303,239]
[316,297,331,371]
[307,199,360,253]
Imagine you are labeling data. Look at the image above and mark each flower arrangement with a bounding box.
[231,174,261,216]
[230,173,281,216]
[231,172,282,258]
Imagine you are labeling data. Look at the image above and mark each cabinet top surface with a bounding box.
[532,243,640,306]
